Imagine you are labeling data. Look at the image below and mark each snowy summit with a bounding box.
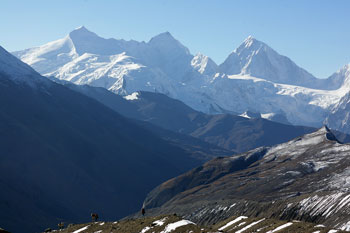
[12,27,350,128]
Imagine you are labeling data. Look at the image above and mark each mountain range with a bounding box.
[13,26,350,130]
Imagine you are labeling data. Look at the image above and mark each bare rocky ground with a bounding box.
[41,214,345,233]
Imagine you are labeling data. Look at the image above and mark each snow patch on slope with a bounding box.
[124,92,139,100]
[218,216,248,231]
[153,217,168,226]
[72,225,89,233]
[266,222,293,233]
[160,219,195,233]
[235,218,265,233]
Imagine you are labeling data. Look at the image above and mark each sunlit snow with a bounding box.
[266,222,293,233]
[218,216,248,231]
[124,92,139,100]
[72,226,89,233]
[235,218,265,233]
[160,220,195,233]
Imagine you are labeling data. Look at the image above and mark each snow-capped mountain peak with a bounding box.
[149,31,178,45]
[220,36,321,88]
[68,25,99,41]
[67,26,125,56]
[324,64,350,132]
[12,28,350,129]
[12,27,197,97]
[219,35,271,76]
[323,63,350,91]
[148,31,191,55]
[233,36,267,54]
[149,31,174,42]
[191,53,218,75]
[70,25,91,34]
[334,63,350,84]
[343,63,350,71]
[241,35,259,48]
[340,64,350,87]
[145,31,195,83]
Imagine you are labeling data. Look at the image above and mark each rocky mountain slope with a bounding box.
[13,27,350,128]
[0,45,220,233]
[41,215,346,233]
[143,126,350,231]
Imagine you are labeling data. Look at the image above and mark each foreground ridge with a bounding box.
[142,127,350,230]
[41,215,345,233]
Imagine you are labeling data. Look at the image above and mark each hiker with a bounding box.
[141,207,145,216]
[91,213,99,222]
[57,222,64,230]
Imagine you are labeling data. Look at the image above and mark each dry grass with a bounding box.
[46,214,347,233]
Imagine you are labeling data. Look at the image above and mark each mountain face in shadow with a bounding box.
[63,83,317,153]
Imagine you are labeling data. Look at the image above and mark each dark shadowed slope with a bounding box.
[61,83,318,153]
[51,81,233,160]
[0,46,207,233]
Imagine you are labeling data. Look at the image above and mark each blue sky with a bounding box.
[1,0,349,78]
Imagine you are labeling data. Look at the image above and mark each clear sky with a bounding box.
[1,0,349,78]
